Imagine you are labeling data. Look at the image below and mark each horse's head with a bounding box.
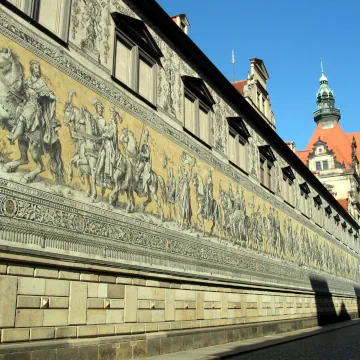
[0,48,13,70]
[192,173,198,188]
[63,102,74,126]
[63,90,77,126]
[119,128,129,145]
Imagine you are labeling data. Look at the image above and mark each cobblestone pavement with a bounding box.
[230,323,360,360]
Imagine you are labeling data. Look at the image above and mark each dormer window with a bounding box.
[313,195,323,227]
[182,76,215,147]
[228,117,250,172]
[316,161,321,172]
[282,166,296,206]
[323,160,329,170]
[258,145,276,191]
[299,182,311,217]
[111,13,163,105]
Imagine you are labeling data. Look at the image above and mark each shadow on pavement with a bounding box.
[310,276,350,326]
[354,286,360,318]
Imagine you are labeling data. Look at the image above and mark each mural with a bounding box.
[0,41,358,282]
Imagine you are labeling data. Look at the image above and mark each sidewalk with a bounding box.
[144,319,360,360]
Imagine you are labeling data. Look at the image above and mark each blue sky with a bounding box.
[157,0,359,149]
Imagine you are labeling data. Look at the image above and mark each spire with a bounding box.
[320,58,327,81]
[313,59,341,125]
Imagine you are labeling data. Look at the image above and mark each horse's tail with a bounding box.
[48,140,65,184]
[157,175,167,202]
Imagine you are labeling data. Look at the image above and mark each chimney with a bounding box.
[285,141,296,152]
[171,14,190,35]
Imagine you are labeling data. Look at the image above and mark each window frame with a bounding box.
[258,146,276,192]
[113,29,158,107]
[182,76,215,148]
[227,117,250,173]
[4,0,71,47]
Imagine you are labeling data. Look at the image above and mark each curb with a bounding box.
[146,319,360,360]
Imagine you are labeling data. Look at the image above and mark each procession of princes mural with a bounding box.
[0,48,357,281]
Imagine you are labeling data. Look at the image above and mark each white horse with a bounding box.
[63,90,89,185]
[0,48,64,183]
[192,173,222,237]
[110,129,166,220]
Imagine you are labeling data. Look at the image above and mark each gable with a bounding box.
[227,117,251,141]
[111,12,163,59]
[282,166,296,181]
[258,145,276,163]
[299,182,311,195]
[251,58,270,80]
[182,76,215,108]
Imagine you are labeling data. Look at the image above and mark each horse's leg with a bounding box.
[142,186,151,212]
[85,174,91,197]
[4,136,29,173]
[152,189,164,221]
[210,219,215,237]
[68,155,79,184]
[88,158,97,203]
[21,141,45,183]
[110,169,124,206]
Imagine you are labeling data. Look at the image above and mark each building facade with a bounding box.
[233,58,276,130]
[295,70,360,221]
[0,1,359,358]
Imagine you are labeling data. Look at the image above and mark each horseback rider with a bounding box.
[203,168,214,220]
[96,107,122,188]
[136,130,152,193]
[7,60,60,148]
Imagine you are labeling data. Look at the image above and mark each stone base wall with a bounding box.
[0,259,358,359]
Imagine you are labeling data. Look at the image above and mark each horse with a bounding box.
[63,90,90,186]
[75,105,106,202]
[109,129,166,220]
[0,48,65,184]
[192,173,222,237]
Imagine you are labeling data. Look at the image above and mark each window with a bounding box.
[257,91,261,109]
[299,182,311,217]
[267,163,272,189]
[282,166,296,206]
[313,195,323,226]
[112,13,163,105]
[323,160,329,170]
[260,157,265,185]
[5,0,71,43]
[316,161,321,171]
[182,76,215,146]
[258,145,276,191]
[262,97,266,116]
[227,117,250,172]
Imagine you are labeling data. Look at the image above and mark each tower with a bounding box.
[313,59,341,128]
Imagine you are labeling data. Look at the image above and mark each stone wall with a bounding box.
[0,260,358,358]
[0,1,359,358]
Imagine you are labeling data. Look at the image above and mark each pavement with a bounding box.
[144,319,360,360]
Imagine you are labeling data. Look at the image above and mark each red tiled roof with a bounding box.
[232,80,247,95]
[295,150,311,164]
[302,121,360,170]
[338,198,348,212]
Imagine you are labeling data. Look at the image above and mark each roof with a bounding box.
[250,58,270,80]
[232,80,247,95]
[130,0,359,230]
[295,150,311,164]
[338,199,349,212]
[296,121,360,170]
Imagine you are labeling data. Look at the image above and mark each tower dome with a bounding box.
[313,60,340,125]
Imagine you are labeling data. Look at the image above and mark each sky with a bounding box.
[156,0,360,150]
